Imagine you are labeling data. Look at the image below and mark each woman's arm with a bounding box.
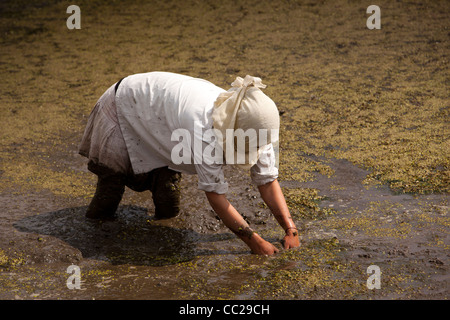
[205,191,279,255]
[257,179,300,249]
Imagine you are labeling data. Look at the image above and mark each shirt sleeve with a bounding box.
[195,161,228,194]
[250,143,278,186]
[194,135,229,194]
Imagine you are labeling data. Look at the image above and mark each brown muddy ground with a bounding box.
[0,0,449,300]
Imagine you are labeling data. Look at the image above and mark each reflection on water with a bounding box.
[14,205,233,266]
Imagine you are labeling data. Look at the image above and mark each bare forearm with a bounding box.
[258,179,296,231]
[205,191,278,254]
[205,192,254,241]
[258,179,300,249]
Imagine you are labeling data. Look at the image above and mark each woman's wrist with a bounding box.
[284,226,298,236]
[243,232,264,251]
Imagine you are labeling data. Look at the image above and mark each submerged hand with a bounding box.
[281,229,300,249]
[249,234,279,256]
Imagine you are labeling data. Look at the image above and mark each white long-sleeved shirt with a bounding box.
[115,72,278,194]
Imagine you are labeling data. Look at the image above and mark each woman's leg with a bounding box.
[147,167,182,219]
[85,161,126,219]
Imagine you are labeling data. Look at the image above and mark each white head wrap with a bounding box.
[212,75,280,170]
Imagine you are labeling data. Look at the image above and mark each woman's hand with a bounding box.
[281,228,300,249]
[248,233,279,256]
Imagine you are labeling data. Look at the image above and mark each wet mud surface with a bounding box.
[1,0,449,300]
[1,160,448,300]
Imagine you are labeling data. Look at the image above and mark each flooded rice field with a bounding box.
[0,0,449,300]
[1,159,448,300]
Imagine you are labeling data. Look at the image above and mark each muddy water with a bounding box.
[1,160,448,300]
[0,0,448,301]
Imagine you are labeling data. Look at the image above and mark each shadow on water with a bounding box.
[13,205,234,266]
